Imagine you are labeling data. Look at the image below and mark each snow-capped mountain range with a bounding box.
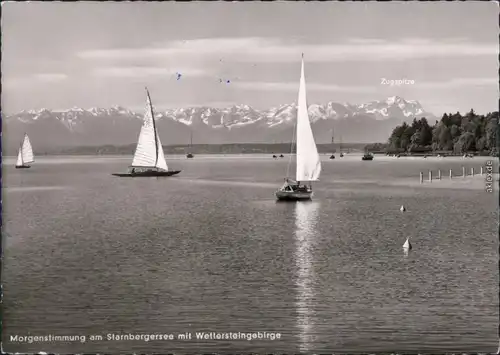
[3,96,435,153]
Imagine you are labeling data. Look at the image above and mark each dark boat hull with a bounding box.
[15,165,31,169]
[275,190,313,201]
[112,170,181,177]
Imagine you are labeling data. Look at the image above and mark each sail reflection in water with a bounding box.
[294,201,320,351]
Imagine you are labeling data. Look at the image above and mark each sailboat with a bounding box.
[275,54,321,201]
[15,133,35,169]
[329,128,335,160]
[186,131,194,158]
[339,135,344,158]
[112,87,181,177]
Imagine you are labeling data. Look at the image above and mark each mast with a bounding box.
[145,87,159,167]
[331,127,335,153]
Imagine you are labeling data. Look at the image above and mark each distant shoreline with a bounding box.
[4,143,496,157]
[10,143,367,156]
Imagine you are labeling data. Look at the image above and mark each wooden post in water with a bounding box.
[428,170,432,182]
[419,172,423,184]
[462,166,466,178]
[449,169,453,179]
[471,167,474,176]
[438,169,442,180]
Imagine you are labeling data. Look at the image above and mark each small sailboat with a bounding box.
[329,128,335,159]
[15,133,34,169]
[275,54,321,201]
[112,87,181,177]
[400,205,406,212]
[279,154,284,158]
[339,135,344,158]
[186,130,194,158]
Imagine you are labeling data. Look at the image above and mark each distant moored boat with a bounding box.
[362,152,374,161]
[15,133,35,169]
[186,131,194,158]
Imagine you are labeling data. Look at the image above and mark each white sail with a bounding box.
[15,149,23,166]
[131,88,168,170]
[295,55,321,182]
[15,134,34,166]
[21,134,34,164]
[155,132,168,170]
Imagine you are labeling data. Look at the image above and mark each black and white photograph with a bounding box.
[1,1,499,353]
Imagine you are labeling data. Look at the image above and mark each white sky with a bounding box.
[2,1,498,115]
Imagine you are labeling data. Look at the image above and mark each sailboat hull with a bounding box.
[112,170,181,177]
[275,190,313,201]
[15,165,31,169]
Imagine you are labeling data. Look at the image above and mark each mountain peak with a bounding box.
[4,96,436,150]
[386,96,405,105]
[7,96,433,128]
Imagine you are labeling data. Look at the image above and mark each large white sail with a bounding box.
[131,88,168,170]
[295,55,321,182]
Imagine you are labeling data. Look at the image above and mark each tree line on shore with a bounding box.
[366,110,499,156]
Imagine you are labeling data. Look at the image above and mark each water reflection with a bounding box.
[294,201,320,352]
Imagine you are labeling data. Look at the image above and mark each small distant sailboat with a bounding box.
[403,237,412,251]
[15,133,34,169]
[339,135,344,158]
[275,54,321,201]
[400,205,406,212]
[279,154,284,158]
[186,131,194,159]
[112,87,181,177]
[329,128,335,159]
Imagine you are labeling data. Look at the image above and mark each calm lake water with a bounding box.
[2,154,499,353]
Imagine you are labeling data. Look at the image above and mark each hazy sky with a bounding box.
[2,1,498,115]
